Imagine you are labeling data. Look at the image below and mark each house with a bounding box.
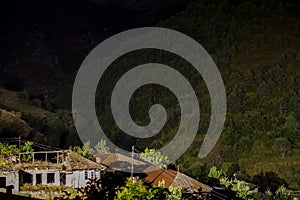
[0,150,106,193]
[143,165,212,192]
[95,153,212,192]
[95,152,149,173]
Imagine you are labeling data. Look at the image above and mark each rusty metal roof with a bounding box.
[96,153,211,191]
[143,166,212,192]
[95,153,149,172]
[96,153,147,166]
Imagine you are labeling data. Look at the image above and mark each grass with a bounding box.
[0,86,54,119]
[0,108,32,138]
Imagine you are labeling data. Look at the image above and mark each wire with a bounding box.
[0,137,61,151]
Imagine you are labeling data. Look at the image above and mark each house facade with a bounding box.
[0,150,106,192]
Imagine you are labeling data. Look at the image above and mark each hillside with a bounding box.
[0,108,33,138]
[154,0,300,190]
[0,0,299,191]
[91,0,300,190]
[0,86,80,147]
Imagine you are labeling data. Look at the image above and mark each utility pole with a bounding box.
[18,136,21,164]
[131,145,134,181]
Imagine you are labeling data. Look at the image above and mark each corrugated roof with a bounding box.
[143,166,212,192]
[96,153,211,191]
[66,151,106,170]
[96,153,149,172]
[97,153,147,166]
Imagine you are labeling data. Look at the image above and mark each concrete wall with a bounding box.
[0,169,101,193]
[66,170,88,188]
[23,169,101,188]
[24,169,60,186]
[0,171,19,192]
[65,170,101,188]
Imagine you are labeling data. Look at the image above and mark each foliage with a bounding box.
[273,137,293,158]
[115,179,151,200]
[274,185,290,200]
[21,183,68,192]
[231,180,251,199]
[0,0,300,192]
[20,141,34,162]
[140,148,169,168]
[0,156,11,167]
[213,168,297,200]
[251,172,287,193]
[55,171,126,200]
[10,110,22,118]
[208,166,226,179]
[0,141,34,164]
[55,171,181,200]
[219,177,251,199]
[116,179,181,200]
[31,99,42,108]
[252,185,295,200]
[0,142,19,157]
[71,140,110,158]
[94,139,110,154]
[70,141,94,159]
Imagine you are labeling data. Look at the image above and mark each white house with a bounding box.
[0,150,106,192]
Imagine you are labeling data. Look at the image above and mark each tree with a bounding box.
[20,141,34,162]
[116,178,181,200]
[140,148,169,168]
[208,166,226,179]
[251,172,287,193]
[0,142,19,167]
[231,180,251,199]
[94,139,110,154]
[274,185,290,200]
[71,141,94,158]
[55,172,182,200]
[0,142,19,157]
[273,137,292,158]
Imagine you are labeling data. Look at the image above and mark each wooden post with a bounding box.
[32,152,34,164]
[45,152,48,163]
[62,152,64,163]
[131,145,134,181]
[18,136,21,164]
[57,152,59,164]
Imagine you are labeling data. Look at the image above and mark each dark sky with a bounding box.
[0,0,190,96]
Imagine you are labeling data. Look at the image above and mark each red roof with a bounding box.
[143,166,212,192]
[96,153,212,191]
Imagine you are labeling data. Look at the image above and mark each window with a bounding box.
[60,173,66,185]
[85,171,88,180]
[36,174,42,184]
[23,172,33,184]
[47,173,55,184]
[91,171,95,179]
[0,177,6,188]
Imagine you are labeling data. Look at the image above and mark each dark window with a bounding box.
[0,177,6,188]
[60,173,66,185]
[91,171,95,179]
[36,174,42,185]
[23,172,33,184]
[85,171,88,180]
[47,173,55,183]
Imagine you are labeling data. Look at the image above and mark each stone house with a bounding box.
[0,150,106,192]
